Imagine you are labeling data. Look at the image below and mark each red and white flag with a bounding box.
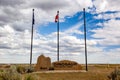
[55,11,59,22]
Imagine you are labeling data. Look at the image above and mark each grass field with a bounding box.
[0,64,120,80]
[32,64,119,80]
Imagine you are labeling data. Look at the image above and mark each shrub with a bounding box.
[0,69,4,73]
[0,65,22,80]
[24,74,39,80]
[0,72,22,80]
[16,66,26,74]
[9,65,17,73]
[26,68,34,73]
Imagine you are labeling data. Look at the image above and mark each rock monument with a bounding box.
[35,54,51,71]
[52,60,82,70]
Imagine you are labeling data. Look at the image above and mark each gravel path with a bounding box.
[33,70,87,73]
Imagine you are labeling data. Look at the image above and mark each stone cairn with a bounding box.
[52,60,82,70]
[35,54,51,71]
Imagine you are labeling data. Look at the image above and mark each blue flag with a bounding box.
[32,9,35,25]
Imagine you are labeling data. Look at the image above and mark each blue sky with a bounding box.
[0,0,120,64]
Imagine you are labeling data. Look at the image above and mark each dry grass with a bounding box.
[33,64,118,80]
[35,71,110,80]
[0,64,120,80]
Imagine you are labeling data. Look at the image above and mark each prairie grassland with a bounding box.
[33,64,119,80]
[0,64,120,80]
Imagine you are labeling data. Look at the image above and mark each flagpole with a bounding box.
[83,8,88,71]
[30,9,34,71]
[57,11,60,61]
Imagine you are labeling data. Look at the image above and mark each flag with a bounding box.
[32,9,35,25]
[55,11,59,22]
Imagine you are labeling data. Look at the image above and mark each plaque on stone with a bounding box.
[52,60,82,70]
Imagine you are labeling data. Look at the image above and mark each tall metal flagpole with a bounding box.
[30,9,35,70]
[57,11,60,61]
[83,8,88,71]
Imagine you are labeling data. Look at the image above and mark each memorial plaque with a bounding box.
[52,60,82,70]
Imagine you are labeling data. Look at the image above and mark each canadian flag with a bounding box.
[55,11,59,22]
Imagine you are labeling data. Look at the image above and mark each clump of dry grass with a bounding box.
[0,72,22,80]
[24,74,39,80]
[0,65,40,80]
[16,66,26,74]
[0,65,22,80]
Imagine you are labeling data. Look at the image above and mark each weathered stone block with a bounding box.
[35,55,51,71]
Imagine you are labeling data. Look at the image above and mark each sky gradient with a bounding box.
[0,0,120,64]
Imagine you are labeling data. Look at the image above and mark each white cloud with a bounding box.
[0,22,100,63]
[94,12,120,21]
[64,22,83,35]
[0,0,94,27]
[93,0,120,13]
[0,0,120,64]
[91,19,120,46]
